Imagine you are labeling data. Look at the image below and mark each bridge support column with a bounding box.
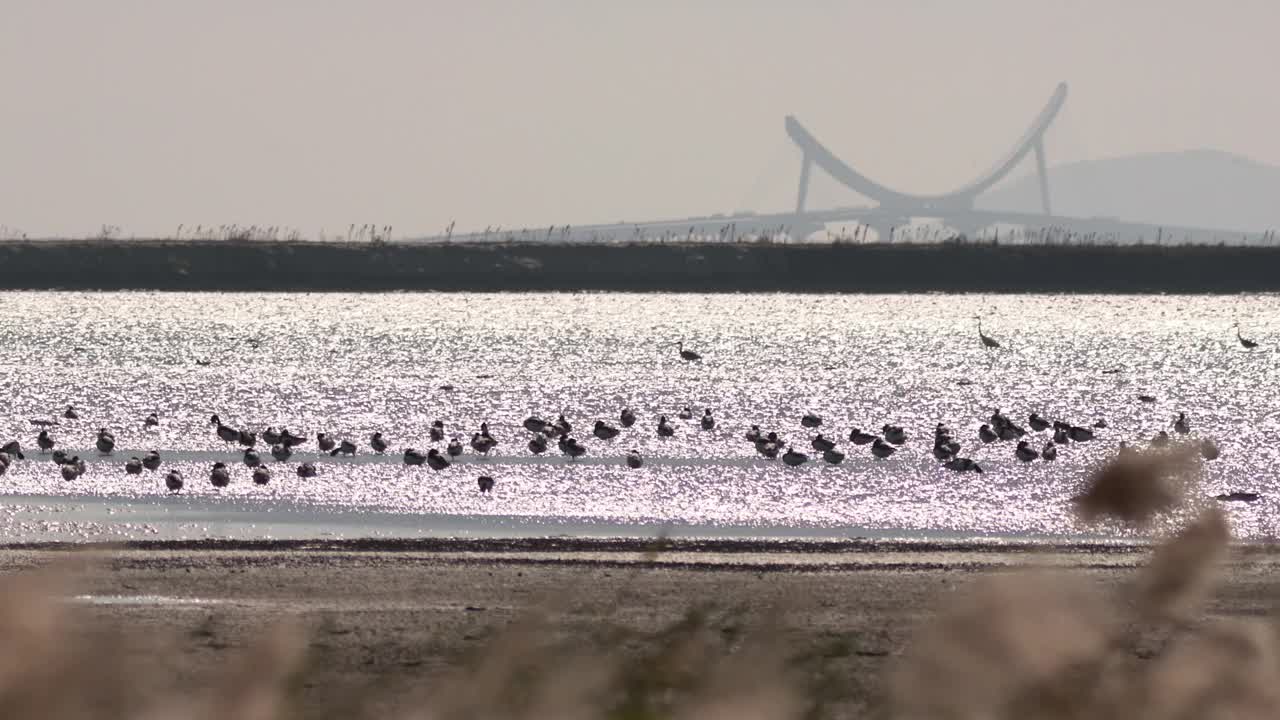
[796,153,812,214]
[1035,139,1051,215]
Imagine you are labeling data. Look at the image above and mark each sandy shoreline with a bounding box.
[1,539,1277,717]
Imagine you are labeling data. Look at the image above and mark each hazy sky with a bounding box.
[4,1,1279,238]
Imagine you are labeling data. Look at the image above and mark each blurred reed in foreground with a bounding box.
[0,442,1272,719]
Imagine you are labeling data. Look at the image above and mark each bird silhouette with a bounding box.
[1233,322,1258,349]
[975,315,1001,349]
[782,447,808,466]
[1173,412,1190,435]
[670,341,701,361]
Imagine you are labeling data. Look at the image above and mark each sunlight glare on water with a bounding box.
[0,291,1278,541]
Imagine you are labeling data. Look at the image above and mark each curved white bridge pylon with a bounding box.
[787,82,1067,216]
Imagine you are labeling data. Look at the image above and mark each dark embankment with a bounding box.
[4,239,1280,292]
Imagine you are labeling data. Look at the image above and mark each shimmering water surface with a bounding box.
[1,291,1278,542]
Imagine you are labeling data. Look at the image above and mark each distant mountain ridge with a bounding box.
[977,149,1280,232]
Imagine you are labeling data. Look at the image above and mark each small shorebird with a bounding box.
[124,457,143,474]
[297,462,318,478]
[61,457,85,481]
[700,409,715,431]
[944,457,983,473]
[528,434,547,455]
[755,433,781,459]
[997,424,1024,441]
[280,429,308,448]
[1173,412,1190,435]
[801,413,822,429]
[403,448,427,466]
[871,438,896,459]
[563,437,586,460]
[1053,424,1069,445]
[1067,426,1095,442]
[210,462,231,487]
[426,448,450,470]
[477,475,495,493]
[37,430,54,453]
[593,421,619,440]
[626,450,643,469]
[211,415,239,445]
[882,425,907,445]
[620,408,636,428]
[0,441,24,460]
[330,440,356,457]
[553,415,572,436]
[142,450,162,471]
[1015,441,1038,462]
[370,432,389,453]
[272,444,293,462]
[470,433,497,455]
[782,447,808,467]
[316,433,336,453]
[95,428,115,455]
[811,434,836,452]
[656,416,675,438]
[253,466,271,485]
[848,428,876,445]
[165,469,184,491]
[822,448,845,465]
[243,448,261,468]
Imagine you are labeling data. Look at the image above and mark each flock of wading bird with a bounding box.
[0,321,1261,494]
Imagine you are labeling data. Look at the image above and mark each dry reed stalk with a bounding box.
[888,572,1113,720]
[1135,506,1232,623]
[1073,444,1202,526]
[1136,619,1280,720]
